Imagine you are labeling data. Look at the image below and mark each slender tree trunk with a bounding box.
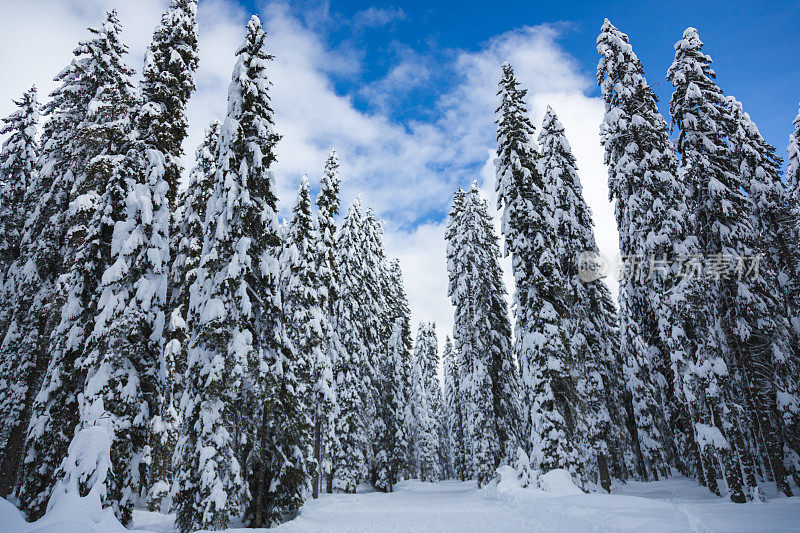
[597,453,611,493]
[623,391,646,480]
[247,402,270,528]
[313,409,321,499]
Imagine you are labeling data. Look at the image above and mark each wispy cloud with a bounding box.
[351,6,405,30]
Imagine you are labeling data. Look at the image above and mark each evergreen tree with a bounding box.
[496,63,577,476]
[596,288,637,482]
[786,105,800,485]
[136,0,199,509]
[375,259,412,488]
[0,86,39,497]
[330,199,369,493]
[362,208,389,483]
[278,175,320,498]
[314,149,340,495]
[174,16,287,530]
[668,26,787,499]
[14,31,100,514]
[441,336,465,480]
[539,105,614,490]
[0,87,39,281]
[70,9,144,523]
[410,322,442,481]
[373,318,409,491]
[444,188,470,482]
[167,120,219,405]
[598,19,701,484]
[164,120,218,461]
[139,0,199,209]
[446,184,511,486]
[17,11,141,522]
[727,96,800,489]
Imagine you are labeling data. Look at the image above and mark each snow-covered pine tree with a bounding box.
[0,87,39,282]
[410,322,442,482]
[373,317,408,492]
[444,188,470,482]
[361,207,389,483]
[373,259,411,489]
[314,149,340,496]
[139,0,198,210]
[539,105,614,490]
[727,96,800,489]
[159,123,217,509]
[330,199,369,493]
[135,1,199,509]
[67,9,145,523]
[278,175,320,497]
[668,26,787,499]
[168,120,219,406]
[16,11,141,522]
[0,86,39,497]
[786,104,800,485]
[446,184,508,486]
[596,288,637,482]
[441,336,463,479]
[495,63,577,477]
[484,219,522,469]
[383,259,413,483]
[81,0,199,515]
[597,19,705,484]
[14,29,104,512]
[174,15,290,530]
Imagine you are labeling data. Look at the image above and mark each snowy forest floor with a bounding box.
[133,476,800,533]
[4,476,800,532]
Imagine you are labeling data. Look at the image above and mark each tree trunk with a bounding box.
[312,410,321,499]
[597,453,611,493]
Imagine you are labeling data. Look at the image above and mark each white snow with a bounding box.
[3,476,800,532]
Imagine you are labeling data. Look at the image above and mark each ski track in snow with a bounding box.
[124,477,800,533]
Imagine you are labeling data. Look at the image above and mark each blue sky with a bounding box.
[0,0,798,344]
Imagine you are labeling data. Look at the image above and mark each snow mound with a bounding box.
[539,469,583,496]
[0,497,29,532]
[3,426,156,533]
[491,465,582,499]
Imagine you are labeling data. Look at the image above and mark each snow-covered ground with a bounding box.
[4,474,800,532]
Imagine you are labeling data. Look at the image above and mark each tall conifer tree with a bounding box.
[410,323,442,482]
[539,105,614,490]
[0,86,40,497]
[668,27,792,499]
[789,104,800,201]
[598,20,700,484]
[447,184,514,485]
[135,1,199,508]
[17,11,141,522]
[174,16,290,530]
[330,199,369,493]
[314,150,340,495]
[0,87,39,280]
[496,64,577,476]
[166,120,219,415]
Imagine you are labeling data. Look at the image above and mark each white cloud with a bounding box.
[0,1,618,351]
[0,0,168,110]
[351,7,405,30]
